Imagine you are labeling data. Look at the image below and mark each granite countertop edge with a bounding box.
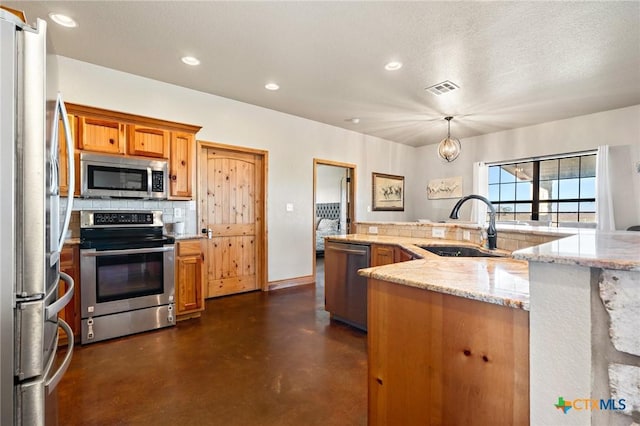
[326,234,529,311]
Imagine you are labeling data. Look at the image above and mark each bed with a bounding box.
[315,202,341,255]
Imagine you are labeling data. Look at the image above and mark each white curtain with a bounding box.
[596,145,616,231]
[471,162,489,225]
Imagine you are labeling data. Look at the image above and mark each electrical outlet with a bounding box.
[463,230,471,241]
[368,226,378,234]
[432,227,445,238]
[173,207,183,218]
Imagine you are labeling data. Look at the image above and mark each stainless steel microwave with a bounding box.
[80,152,168,199]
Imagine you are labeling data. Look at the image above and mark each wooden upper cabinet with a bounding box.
[58,114,79,197]
[127,125,169,158]
[169,132,194,199]
[78,116,126,154]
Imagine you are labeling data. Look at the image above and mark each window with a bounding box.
[488,153,596,226]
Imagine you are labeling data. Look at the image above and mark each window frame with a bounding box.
[488,152,597,226]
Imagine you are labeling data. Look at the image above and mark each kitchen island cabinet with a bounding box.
[175,239,205,320]
[367,277,529,425]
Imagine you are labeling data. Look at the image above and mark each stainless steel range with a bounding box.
[79,211,175,344]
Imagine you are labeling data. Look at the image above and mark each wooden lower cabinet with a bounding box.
[371,244,395,267]
[368,278,529,425]
[371,244,416,266]
[175,239,205,319]
[59,244,81,344]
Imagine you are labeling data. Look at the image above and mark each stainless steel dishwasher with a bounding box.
[324,241,370,331]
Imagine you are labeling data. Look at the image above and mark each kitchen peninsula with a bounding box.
[326,226,531,425]
[325,221,640,425]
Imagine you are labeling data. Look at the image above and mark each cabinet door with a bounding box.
[169,132,194,198]
[77,116,126,154]
[176,255,204,315]
[59,245,81,342]
[371,245,395,266]
[58,114,79,197]
[127,125,169,158]
[176,240,205,316]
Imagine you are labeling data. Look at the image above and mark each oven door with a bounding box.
[80,245,175,318]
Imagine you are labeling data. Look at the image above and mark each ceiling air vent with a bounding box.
[425,80,459,96]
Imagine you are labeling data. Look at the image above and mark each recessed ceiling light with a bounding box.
[181,56,200,66]
[49,13,77,28]
[347,118,360,124]
[265,83,280,91]
[384,61,403,71]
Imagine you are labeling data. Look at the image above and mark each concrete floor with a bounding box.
[57,258,368,425]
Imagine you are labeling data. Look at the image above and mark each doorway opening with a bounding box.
[313,159,356,282]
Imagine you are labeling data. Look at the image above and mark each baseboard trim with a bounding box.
[268,274,315,291]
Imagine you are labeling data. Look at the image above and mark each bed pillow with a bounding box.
[317,218,339,232]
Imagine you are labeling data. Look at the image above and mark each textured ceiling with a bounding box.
[6,1,640,147]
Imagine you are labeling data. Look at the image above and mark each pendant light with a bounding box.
[438,116,461,162]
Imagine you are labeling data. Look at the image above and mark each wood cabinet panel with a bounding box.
[78,117,126,154]
[396,247,414,263]
[127,125,169,158]
[169,132,194,198]
[175,239,205,318]
[371,244,395,267]
[368,278,529,425]
[59,245,81,344]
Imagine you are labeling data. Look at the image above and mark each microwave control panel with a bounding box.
[151,171,164,192]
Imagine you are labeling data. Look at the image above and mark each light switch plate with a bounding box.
[463,230,471,241]
[173,207,183,218]
[432,227,445,238]
[368,226,378,234]
[286,203,294,212]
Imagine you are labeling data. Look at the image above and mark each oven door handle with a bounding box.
[81,246,175,257]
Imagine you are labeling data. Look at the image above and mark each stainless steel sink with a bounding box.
[418,245,505,258]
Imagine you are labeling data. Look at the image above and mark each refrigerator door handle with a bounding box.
[45,271,74,321]
[56,93,75,253]
[45,318,74,394]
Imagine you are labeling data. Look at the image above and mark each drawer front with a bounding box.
[177,240,201,256]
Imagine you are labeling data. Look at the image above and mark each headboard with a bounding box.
[316,202,340,220]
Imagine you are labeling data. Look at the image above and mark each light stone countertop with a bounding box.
[326,234,530,310]
[512,231,640,271]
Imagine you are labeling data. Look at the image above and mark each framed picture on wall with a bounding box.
[372,172,404,211]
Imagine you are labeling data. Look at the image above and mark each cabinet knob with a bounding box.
[109,138,115,144]
[181,160,186,166]
[171,174,177,181]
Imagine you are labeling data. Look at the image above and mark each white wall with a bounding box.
[411,105,640,230]
[56,56,416,282]
[316,164,346,203]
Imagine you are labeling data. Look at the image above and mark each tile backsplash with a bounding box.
[65,199,198,236]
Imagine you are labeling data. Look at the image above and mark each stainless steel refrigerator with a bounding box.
[0,9,76,425]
